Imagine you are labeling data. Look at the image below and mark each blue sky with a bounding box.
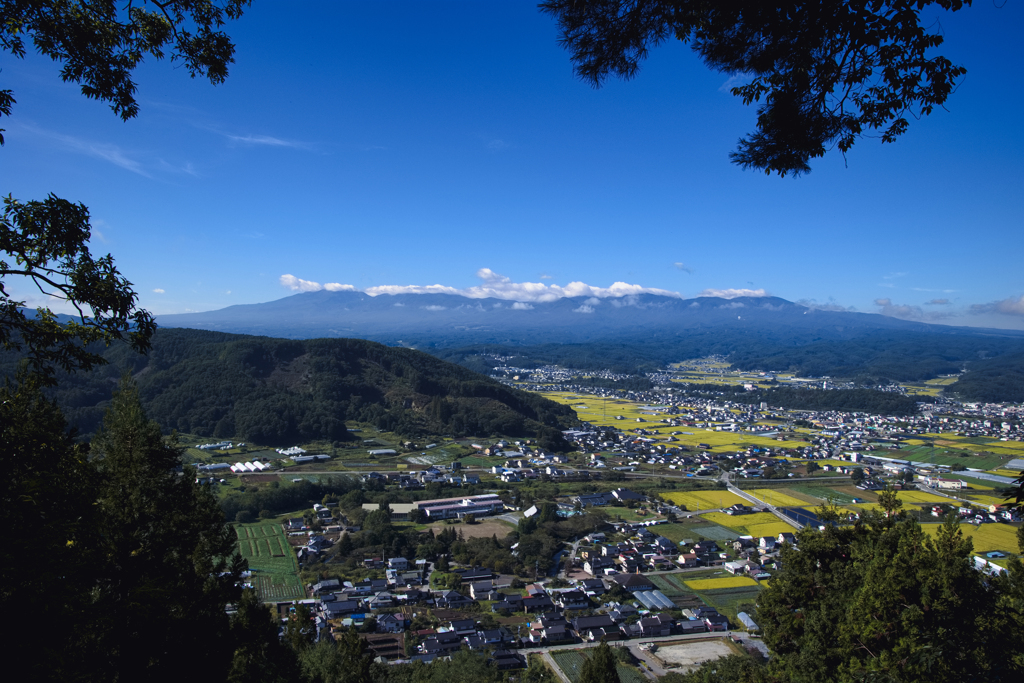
[4,1,1022,329]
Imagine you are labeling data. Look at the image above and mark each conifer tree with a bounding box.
[85,375,245,681]
[579,641,621,683]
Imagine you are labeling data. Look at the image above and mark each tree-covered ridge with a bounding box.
[7,328,577,444]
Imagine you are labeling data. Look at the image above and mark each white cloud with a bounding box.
[511,302,534,310]
[673,262,694,274]
[24,124,150,176]
[573,305,595,314]
[971,295,1024,317]
[883,272,908,280]
[279,274,325,292]
[278,268,682,303]
[540,274,553,280]
[152,288,165,294]
[874,298,952,322]
[422,305,447,311]
[362,268,680,302]
[226,133,308,149]
[698,288,769,299]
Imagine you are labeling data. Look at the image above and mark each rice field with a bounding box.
[921,522,1020,555]
[962,493,1012,508]
[893,490,953,505]
[685,576,759,590]
[661,490,749,510]
[743,489,809,507]
[695,511,797,538]
[746,521,801,537]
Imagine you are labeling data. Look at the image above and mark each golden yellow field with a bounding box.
[661,490,749,510]
[747,521,801,537]
[744,489,808,507]
[700,511,779,527]
[961,493,1011,508]
[698,512,797,538]
[685,576,759,590]
[896,490,953,504]
[921,522,1019,554]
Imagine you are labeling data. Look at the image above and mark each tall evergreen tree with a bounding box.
[578,641,621,683]
[84,375,245,681]
[228,589,299,683]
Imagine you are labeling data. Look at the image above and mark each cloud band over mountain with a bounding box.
[279,268,683,302]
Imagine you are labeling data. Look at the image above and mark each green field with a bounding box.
[550,650,646,683]
[235,522,305,602]
[785,484,865,504]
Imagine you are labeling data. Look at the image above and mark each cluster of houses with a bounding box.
[295,557,744,664]
[570,525,791,577]
[929,504,1020,525]
[362,467,482,491]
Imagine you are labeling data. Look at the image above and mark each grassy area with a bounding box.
[235,522,305,602]
[785,484,863,504]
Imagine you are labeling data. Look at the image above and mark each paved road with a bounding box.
[723,472,803,530]
[542,652,573,683]
[520,630,734,655]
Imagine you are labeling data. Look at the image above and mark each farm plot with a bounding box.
[698,512,796,538]
[235,522,303,601]
[700,586,764,622]
[650,574,689,595]
[742,489,810,507]
[550,650,645,683]
[661,490,749,510]
[894,490,953,505]
[685,576,758,590]
[786,484,862,504]
[921,522,1020,555]
[961,493,1011,507]
[254,574,305,602]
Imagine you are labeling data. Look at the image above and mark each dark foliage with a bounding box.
[947,351,1024,402]
[724,387,919,416]
[541,0,971,175]
[0,328,578,444]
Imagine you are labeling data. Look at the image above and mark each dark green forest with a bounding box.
[434,331,1024,403]
[0,328,578,445]
[678,384,920,416]
[944,351,1024,403]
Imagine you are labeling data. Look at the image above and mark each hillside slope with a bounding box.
[5,329,577,445]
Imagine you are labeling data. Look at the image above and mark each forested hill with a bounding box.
[3,328,578,445]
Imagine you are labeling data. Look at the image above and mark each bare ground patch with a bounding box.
[428,519,514,539]
[652,639,736,672]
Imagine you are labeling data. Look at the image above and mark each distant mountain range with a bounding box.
[156,293,1024,400]
[158,291,1002,345]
